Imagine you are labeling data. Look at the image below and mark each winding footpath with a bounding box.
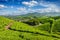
[5,22,13,30]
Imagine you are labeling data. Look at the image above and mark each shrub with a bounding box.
[23,19,40,26]
[53,19,60,32]
[37,23,50,32]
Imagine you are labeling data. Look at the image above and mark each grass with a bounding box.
[0,16,60,40]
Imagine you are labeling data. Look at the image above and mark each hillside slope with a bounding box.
[0,16,60,40]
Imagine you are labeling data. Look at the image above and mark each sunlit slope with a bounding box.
[36,19,60,33]
[0,16,13,30]
[53,19,60,33]
[10,20,60,40]
[0,27,60,40]
[10,21,39,32]
[10,21,51,35]
[35,23,50,32]
[0,16,60,40]
[0,30,59,40]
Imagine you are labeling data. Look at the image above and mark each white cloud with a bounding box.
[10,6,14,8]
[47,5,60,12]
[39,1,51,7]
[17,7,36,14]
[13,1,60,15]
[0,10,10,15]
[0,5,5,8]
[36,4,60,13]
[1,1,60,15]
[22,1,60,13]
[0,4,7,8]
[22,0,38,7]
[14,7,28,15]
[16,4,60,15]
[17,7,26,11]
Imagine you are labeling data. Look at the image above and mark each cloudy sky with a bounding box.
[0,0,60,15]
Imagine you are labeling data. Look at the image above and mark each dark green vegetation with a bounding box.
[0,15,60,40]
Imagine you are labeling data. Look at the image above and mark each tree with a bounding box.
[48,18,54,33]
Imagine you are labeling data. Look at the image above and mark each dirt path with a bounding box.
[5,22,13,30]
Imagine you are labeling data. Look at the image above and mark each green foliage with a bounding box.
[38,17,51,24]
[50,16,60,20]
[0,16,60,40]
[48,18,54,33]
[37,23,50,32]
[53,19,60,32]
[0,16,13,30]
[9,21,60,40]
[23,18,40,26]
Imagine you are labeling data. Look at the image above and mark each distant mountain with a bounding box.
[20,12,60,17]
[2,12,60,17]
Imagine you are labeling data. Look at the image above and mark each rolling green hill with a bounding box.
[0,16,60,40]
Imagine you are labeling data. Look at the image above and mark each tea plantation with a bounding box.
[0,16,60,40]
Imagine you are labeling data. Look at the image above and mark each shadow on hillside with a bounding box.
[9,28,60,39]
[9,28,48,36]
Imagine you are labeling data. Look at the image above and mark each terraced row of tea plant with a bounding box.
[0,16,13,30]
[0,16,60,40]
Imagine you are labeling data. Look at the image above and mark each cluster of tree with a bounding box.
[49,16,60,20]
[4,16,60,26]
[23,18,40,26]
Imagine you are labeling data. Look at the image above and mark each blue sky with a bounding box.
[0,0,60,15]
